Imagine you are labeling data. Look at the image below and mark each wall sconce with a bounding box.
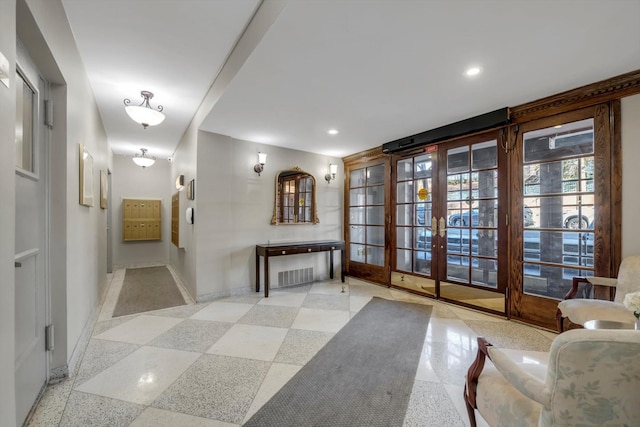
[132,148,156,168]
[325,163,338,183]
[123,90,165,129]
[175,174,184,190]
[254,152,267,176]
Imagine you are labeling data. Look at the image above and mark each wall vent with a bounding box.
[278,267,313,287]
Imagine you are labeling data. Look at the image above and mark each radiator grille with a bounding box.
[278,267,313,287]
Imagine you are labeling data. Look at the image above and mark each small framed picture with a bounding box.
[187,179,195,200]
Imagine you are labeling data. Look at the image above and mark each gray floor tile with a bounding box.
[302,293,350,311]
[422,341,477,387]
[149,319,232,352]
[59,391,145,427]
[217,295,263,304]
[237,305,299,328]
[152,354,270,424]
[92,315,138,336]
[26,378,74,427]
[75,339,141,386]
[274,328,335,365]
[403,381,465,427]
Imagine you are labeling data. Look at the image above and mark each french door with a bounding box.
[509,105,615,328]
[391,131,507,314]
[346,159,390,283]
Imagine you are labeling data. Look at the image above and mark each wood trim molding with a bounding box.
[342,146,386,165]
[511,69,640,123]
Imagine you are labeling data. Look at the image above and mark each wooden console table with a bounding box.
[255,240,346,297]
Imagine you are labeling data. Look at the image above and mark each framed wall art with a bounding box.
[79,144,94,207]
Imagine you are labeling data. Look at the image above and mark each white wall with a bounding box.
[0,0,17,424]
[622,94,640,258]
[24,0,110,372]
[112,154,172,267]
[195,131,343,300]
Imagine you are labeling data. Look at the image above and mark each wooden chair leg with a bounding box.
[464,384,478,427]
[556,308,565,332]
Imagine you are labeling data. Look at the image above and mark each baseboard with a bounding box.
[196,285,254,303]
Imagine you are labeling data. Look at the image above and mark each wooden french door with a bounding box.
[509,105,616,329]
[345,158,390,284]
[391,131,508,314]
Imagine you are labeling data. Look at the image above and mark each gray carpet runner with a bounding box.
[243,297,432,426]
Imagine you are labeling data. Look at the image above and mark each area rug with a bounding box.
[243,297,432,427]
[112,266,186,317]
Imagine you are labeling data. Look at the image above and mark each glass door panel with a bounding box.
[346,160,389,282]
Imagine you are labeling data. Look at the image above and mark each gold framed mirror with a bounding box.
[271,167,319,225]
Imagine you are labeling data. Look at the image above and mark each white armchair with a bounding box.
[556,255,640,331]
[464,329,640,427]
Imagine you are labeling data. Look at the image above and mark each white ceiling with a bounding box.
[63,0,640,160]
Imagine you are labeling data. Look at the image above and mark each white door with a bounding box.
[14,44,48,426]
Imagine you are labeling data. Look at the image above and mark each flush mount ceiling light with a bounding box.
[132,148,156,168]
[328,129,339,135]
[465,66,481,77]
[123,90,165,129]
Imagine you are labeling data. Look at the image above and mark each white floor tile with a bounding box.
[190,302,254,323]
[291,307,350,333]
[93,315,182,344]
[308,282,348,295]
[242,363,301,423]
[426,318,478,345]
[130,407,238,427]
[75,346,200,405]
[349,295,372,313]
[206,324,288,361]
[257,292,307,307]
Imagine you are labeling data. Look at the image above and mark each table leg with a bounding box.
[264,254,269,298]
[329,250,334,280]
[255,249,260,293]
[340,248,346,282]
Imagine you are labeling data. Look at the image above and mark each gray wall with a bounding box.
[194,131,343,300]
[622,94,640,257]
[22,0,110,371]
[112,154,171,267]
[0,0,17,424]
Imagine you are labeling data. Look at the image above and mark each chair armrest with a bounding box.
[487,347,551,407]
[465,337,493,409]
[587,276,617,287]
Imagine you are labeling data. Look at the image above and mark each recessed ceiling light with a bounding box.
[328,129,339,135]
[465,66,481,77]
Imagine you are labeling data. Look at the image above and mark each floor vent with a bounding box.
[278,267,313,287]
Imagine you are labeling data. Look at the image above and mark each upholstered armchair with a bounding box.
[464,329,640,427]
[556,255,640,332]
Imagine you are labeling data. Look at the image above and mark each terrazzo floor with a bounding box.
[26,270,557,427]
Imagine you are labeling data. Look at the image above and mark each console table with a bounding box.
[255,240,346,297]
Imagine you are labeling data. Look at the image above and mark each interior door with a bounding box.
[509,106,612,329]
[391,131,507,314]
[15,49,48,426]
[346,159,390,284]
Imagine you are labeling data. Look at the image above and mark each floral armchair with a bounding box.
[556,255,640,331]
[464,329,640,427]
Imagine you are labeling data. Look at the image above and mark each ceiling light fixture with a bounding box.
[465,66,481,77]
[328,129,339,135]
[123,90,165,129]
[132,148,156,168]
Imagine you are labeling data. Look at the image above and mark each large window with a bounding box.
[349,164,385,267]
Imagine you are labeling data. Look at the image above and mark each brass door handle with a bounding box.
[439,217,447,237]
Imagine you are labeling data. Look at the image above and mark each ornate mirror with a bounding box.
[271,167,319,224]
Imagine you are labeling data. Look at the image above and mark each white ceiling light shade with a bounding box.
[132,148,156,168]
[328,129,339,135]
[465,66,481,77]
[124,90,165,129]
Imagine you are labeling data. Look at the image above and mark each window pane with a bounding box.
[366,206,384,225]
[523,263,593,299]
[471,258,497,288]
[414,251,431,275]
[397,249,412,272]
[349,207,365,224]
[366,226,384,245]
[448,146,469,173]
[523,118,594,163]
[447,256,469,282]
[350,244,366,263]
[415,203,430,226]
[397,158,413,181]
[368,246,385,266]
[16,74,34,172]
[367,185,384,205]
[350,188,366,206]
[414,228,430,250]
[350,225,365,244]
[350,169,365,188]
[472,140,497,170]
[396,227,412,249]
[413,178,431,203]
[367,165,385,185]
[415,154,432,179]
[396,205,412,226]
[396,182,413,203]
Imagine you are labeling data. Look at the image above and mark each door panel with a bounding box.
[15,50,48,426]
[509,106,612,329]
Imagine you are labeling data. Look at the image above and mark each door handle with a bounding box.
[15,262,22,268]
[431,216,438,236]
[439,217,447,237]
